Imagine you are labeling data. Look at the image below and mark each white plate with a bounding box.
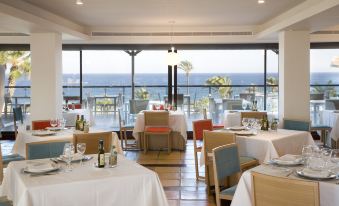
[46,127,63,131]
[32,131,57,136]
[271,155,303,166]
[227,126,246,131]
[296,168,336,180]
[24,162,60,174]
[235,131,254,136]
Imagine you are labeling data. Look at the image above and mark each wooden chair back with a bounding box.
[144,111,169,127]
[32,120,51,130]
[252,172,319,206]
[241,112,267,122]
[73,132,112,154]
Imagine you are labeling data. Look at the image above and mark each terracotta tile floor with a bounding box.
[124,140,231,206]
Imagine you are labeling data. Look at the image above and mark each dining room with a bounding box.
[1,0,339,206]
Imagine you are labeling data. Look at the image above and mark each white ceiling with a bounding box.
[0,0,339,43]
[24,0,305,27]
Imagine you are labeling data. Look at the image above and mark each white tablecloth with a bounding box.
[0,155,168,206]
[62,109,94,127]
[223,111,276,128]
[132,110,188,140]
[231,165,339,206]
[12,129,123,158]
[200,129,315,166]
[320,110,339,145]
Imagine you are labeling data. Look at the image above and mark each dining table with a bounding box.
[223,110,276,128]
[320,110,339,147]
[0,154,168,206]
[231,164,339,206]
[200,129,315,166]
[62,108,94,127]
[132,110,187,150]
[12,128,122,158]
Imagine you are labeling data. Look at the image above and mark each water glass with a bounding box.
[331,149,339,164]
[50,119,58,128]
[77,143,86,166]
[59,118,66,129]
[63,143,75,172]
[321,148,332,167]
[242,118,249,128]
[242,101,247,110]
[302,145,313,168]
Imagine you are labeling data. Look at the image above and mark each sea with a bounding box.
[6,72,339,103]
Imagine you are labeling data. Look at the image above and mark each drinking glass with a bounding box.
[59,118,66,129]
[330,149,339,178]
[50,119,58,128]
[242,118,249,128]
[302,145,313,168]
[242,101,247,110]
[77,143,86,166]
[321,148,332,168]
[63,143,75,172]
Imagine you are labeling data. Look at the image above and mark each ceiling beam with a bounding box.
[0,0,89,40]
[256,0,339,38]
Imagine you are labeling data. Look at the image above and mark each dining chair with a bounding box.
[67,103,82,109]
[251,171,319,206]
[212,144,242,206]
[240,111,267,124]
[203,130,258,194]
[0,146,13,206]
[118,108,136,150]
[222,99,243,110]
[13,107,23,138]
[143,111,171,154]
[26,140,70,160]
[31,120,51,130]
[283,118,310,131]
[73,132,112,154]
[192,119,213,180]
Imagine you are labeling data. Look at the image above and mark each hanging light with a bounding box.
[167,46,180,66]
[258,0,265,4]
[167,21,180,66]
[76,0,84,5]
[331,56,339,68]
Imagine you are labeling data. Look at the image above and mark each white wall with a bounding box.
[30,33,63,121]
[279,30,310,122]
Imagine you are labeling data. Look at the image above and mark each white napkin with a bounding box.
[26,162,55,173]
[301,168,330,178]
[276,154,302,163]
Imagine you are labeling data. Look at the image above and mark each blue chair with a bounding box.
[212,143,241,206]
[26,140,70,160]
[283,119,310,131]
[0,143,24,167]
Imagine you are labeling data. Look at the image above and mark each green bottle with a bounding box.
[75,115,80,130]
[261,114,269,131]
[98,140,105,168]
[79,115,84,131]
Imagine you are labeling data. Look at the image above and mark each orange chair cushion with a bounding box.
[32,120,51,130]
[145,126,171,133]
[213,124,224,129]
[152,104,157,110]
[68,104,81,109]
[192,119,213,141]
[159,104,164,110]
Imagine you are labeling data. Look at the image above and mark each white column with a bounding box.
[278,30,310,122]
[30,33,63,121]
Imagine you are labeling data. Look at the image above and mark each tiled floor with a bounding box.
[124,141,231,206]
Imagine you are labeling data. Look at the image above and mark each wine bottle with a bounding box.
[79,115,84,131]
[75,115,80,130]
[98,139,105,168]
[261,114,269,131]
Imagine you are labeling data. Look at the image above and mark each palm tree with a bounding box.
[178,60,193,94]
[0,51,31,97]
[205,76,232,98]
[266,76,278,93]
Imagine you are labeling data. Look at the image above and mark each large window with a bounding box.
[62,51,81,105]
[266,50,279,114]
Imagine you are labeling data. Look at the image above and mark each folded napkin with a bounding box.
[276,154,302,163]
[301,168,330,178]
[26,162,55,173]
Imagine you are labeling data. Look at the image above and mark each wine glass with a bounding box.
[242,101,247,110]
[77,143,86,166]
[330,149,339,178]
[321,148,332,168]
[50,119,58,128]
[63,143,75,172]
[242,118,249,129]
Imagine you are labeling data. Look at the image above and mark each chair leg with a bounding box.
[124,129,128,148]
[143,133,147,154]
[194,150,199,180]
[167,133,171,154]
[120,130,124,150]
[206,164,211,195]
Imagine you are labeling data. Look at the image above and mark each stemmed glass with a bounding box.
[330,149,339,179]
[77,143,86,166]
[242,118,249,129]
[50,119,58,128]
[63,143,75,172]
[242,101,247,110]
[321,148,332,168]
